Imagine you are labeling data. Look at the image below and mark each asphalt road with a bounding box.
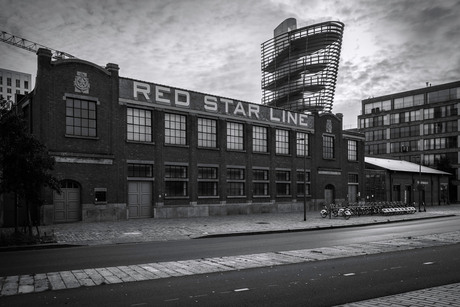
[1,243,459,306]
[1,215,459,276]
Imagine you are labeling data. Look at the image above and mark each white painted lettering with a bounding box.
[299,114,310,127]
[233,101,247,116]
[270,108,281,122]
[221,98,233,114]
[133,81,151,101]
[204,96,218,112]
[287,111,297,125]
[155,86,171,104]
[175,89,190,107]
[248,104,260,119]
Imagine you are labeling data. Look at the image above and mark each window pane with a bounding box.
[227,122,244,150]
[276,129,289,154]
[165,113,187,145]
[198,118,217,148]
[252,126,268,153]
[127,108,152,142]
[66,98,97,137]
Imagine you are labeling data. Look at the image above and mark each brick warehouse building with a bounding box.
[4,48,364,225]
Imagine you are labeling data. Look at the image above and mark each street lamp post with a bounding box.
[303,138,307,221]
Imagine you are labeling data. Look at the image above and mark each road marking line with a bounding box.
[343,273,356,276]
[164,298,179,302]
[423,261,435,265]
[234,288,250,292]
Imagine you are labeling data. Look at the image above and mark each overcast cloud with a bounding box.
[1,0,459,128]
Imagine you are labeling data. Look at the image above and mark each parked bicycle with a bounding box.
[320,204,352,220]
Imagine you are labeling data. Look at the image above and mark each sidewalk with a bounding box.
[37,204,460,246]
[1,205,459,305]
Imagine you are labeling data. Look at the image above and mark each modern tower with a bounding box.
[261,19,344,113]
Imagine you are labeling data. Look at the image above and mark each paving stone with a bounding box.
[147,263,183,277]
[34,278,49,293]
[47,272,66,290]
[84,269,106,285]
[161,262,196,275]
[0,276,19,296]
[19,275,34,285]
[60,271,80,289]
[18,285,34,294]
[141,264,172,278]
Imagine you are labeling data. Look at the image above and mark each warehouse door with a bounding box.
[324,184,335,204]
[53,180,81,223]
[128,181,152,218]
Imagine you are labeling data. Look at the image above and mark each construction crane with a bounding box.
[1,30,76,59]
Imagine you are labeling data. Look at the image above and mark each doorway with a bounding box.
[128,181,153,218]
[53,180,81,223]
[324,184,335,204]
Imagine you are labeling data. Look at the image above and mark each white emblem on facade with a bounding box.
[326,119,332,133]
[74,72,90,94]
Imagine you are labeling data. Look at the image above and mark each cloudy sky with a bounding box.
[1,0,459,128]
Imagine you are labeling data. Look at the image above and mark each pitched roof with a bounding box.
[365,157,451,175]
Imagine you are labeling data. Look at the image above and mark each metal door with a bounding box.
[53,180,81,223]
[128,181,152,218]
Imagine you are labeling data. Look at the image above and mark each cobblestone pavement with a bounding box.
[1,205,459,305]
[30,204,460,245]
[339,282,460,307]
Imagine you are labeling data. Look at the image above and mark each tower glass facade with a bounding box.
[261,19,344,113]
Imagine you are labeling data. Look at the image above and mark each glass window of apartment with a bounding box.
[165,165,188,197]
[227,168,245,196]
[400,127,410,138]
[227,122,244,151]
[364,103,373,115]
[198,166,218,197]
[128,164,153,177]
[403,95,414,108]
[276,129,290,155]
[165,113,187,145]
[410,125,419,137]
[296,132,309,156]
[127,108,152,142]
[15,79,20,87]
[390,128,400,139]
[382,100,391,111]
[428,89,451,103]
[323,135,335,159]
[276,170,291,196]
[413,94,424,106]
[7,78,11,86]
[365,118,373,128]
[394,97,403,109]
[66,98,97,137]
[0,77,2,85]
[198,118,217,148]
[24,80,29,89]
[411,110,422,121]
[447,104,458,116]
[383,115,390,125]
[253,168,269,196]
[296,170,310,196]
[424,108,434,119]
[390,113,399,124]
[348,140,358,161]
[252,126,268,153]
